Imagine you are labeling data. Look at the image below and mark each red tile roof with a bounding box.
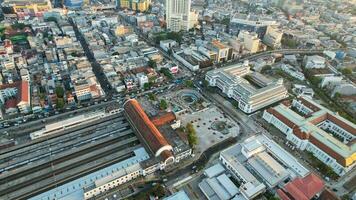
[124,99,172,157]
[0,81,30,104]
[4,99,17,109]
[161,150,174,163]
[277,173,324,200]
[326,114,356,136]
[151,112,176,127]
[19,81,29,102]
[319,188,340,200]
[297,97,321,113]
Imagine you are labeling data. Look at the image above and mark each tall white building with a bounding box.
[165,0,195,32]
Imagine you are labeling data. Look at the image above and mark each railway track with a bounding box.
[0,114,125,164]
[5,145,139,200]
[0,112,121,156]
[0,134,139,199]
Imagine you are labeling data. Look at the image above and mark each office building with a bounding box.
[64,0,84,9]
[205,61,288,113]
[117,0,151,12]
[3,0,52,17]
[165,0,197,32]
[238,31,261,53]
[230,15,277,38]
[263,96,356,176]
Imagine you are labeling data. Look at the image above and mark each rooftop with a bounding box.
[277,173,324,200]
[124,99,172,158]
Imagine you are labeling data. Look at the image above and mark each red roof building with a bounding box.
[151,112,176,127]
[277,173,325,200]
[124,99,173,159]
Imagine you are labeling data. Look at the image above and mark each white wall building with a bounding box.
[303,55,326,69]
[281,64,305,81]
[262,96,356,176]
[206,61,288,113]
[166,0,194,32]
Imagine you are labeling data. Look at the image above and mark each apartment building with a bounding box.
[4,0,52,17]
[263,96,356,176]
[205,61,288,113]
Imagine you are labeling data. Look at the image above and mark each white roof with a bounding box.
[204,163,226,178]
[247,152,289,187]
[163,190,190,200]
[199,173,239,200]
[256,134,309,177]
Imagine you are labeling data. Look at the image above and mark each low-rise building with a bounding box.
[220,133,310,198]
[174,51,200,71]
[303,55,326,69]
[277,173,325,200]
[281,64,305,81]
[160,40,177,52]
[199,164,240,200]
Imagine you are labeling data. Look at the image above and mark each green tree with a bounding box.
[55,86,65,98]
[261,65,272,73]
[221,17,230,26]
[143,82,151,90]
[148,60,157,68]
[148,93,157,101]
[184,80,194,88]
[11,22,26,30]
[45,17,58,23]
[341,68,352,75]
[160,68,174,80]
[151,184,166,198]
[341,194,350,200]
[186,123,198,148]
[56,98,65,109]
[159,99,168,110]
[167,31,183,44]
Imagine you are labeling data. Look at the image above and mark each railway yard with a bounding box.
[0,112,142,200]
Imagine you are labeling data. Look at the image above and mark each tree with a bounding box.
[160,68,174,80]
[148,93,157,101]
[55,86,65,98]
[341,68,352,75]
[167,31,183,44]
[56,98,65,109]
[221,17,230,26]
[184,80,194,88]
[11,22,26,30]
[261,65,272,73]
[186,123,198,148]
[159,99,168,110]
[148,60,157,68]
[143,82,151,90]
[45,17,58,23]
[151,184,166,198]
[341,194,350,200]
